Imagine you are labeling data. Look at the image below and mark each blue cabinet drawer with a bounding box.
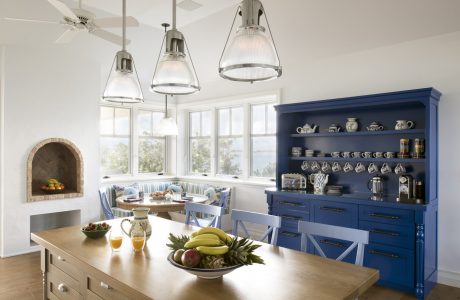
[313,200,358,228]
[360,221,414,249]
[273,195,310,212]
[273,207,310,228]
[360,205,414,226]
[311,236,356,264]
[364,243,414,289]
[277,227,301,251]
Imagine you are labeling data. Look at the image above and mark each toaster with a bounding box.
[281,173,307,190]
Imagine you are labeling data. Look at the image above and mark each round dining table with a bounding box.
[116,194,208,219]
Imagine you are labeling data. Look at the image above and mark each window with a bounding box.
[189,111,211,174]
[218,107,243,176]
[186,93,278,179]
[251,104,276,178]
[138,110,166,173]
[100,105,166,177]
[100,106,131,175]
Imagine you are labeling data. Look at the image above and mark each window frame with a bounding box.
[100,103,168,179]
[183,90,279,181]
[188,110,213,175]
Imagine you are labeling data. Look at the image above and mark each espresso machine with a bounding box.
[368,175,384,200]
[397,174,413,202]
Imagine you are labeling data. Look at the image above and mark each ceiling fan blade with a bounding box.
[48,0,79,21]
[93,16,139,28]
[55,29,80,43]
[4,17,59,24]
[91,29,130,46]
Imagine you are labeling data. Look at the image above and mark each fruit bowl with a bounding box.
[167,252,242,279]
[41,187,65,194]
[81,222,111,239]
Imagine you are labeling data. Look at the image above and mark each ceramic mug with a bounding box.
[301,161,309,171]
[355,162,366,173]
[368,163,379,174]
[331,151,341,158]
[341,151,351,158]
[321,162,331,173]
[310,161,320,172]
[384,152,395,158]
[343,162,354,172]
[395,120,415,130]
[296,127,307,134]
[394,163,406,174]
[351,151,361,158]
[361,152,372,159]
[305,149,315,157]
[332,162,342,172]
[381,163,392,174]
[373,152,384,158]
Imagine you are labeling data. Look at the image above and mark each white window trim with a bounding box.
[183,90,280,182]
[100,101,173,181]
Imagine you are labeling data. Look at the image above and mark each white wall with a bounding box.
[0,45,101,256]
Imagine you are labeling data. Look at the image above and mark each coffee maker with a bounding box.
[397,175,413,201]
[368,175,384,200]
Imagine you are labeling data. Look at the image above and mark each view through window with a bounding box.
[138,110,166,173]
[218,107,243,176]
[189,111,211,174]
[251,103,276,178]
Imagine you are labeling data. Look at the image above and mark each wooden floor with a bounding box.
[0,252,459,300]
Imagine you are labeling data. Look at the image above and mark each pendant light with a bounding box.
[219,0,282,83]
[150,1,200,95]
[102,0,143,103]
[156,95,179,136]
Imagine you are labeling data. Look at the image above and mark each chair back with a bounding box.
[185,202,224,228]
[99,187,114,220]
[297,221,369,266]
[217,188,231,210]
[231,209,281,245]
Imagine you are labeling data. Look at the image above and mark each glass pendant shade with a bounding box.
[219,0,281,82]
[220,26,280,82]
[156,117,179,136]
[102,52,144,103]
[151,53,199,95]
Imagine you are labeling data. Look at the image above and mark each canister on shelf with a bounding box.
[415,180,424,201]
[399,138,410,155]
[414,138,425,158]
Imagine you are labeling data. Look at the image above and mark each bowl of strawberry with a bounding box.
[81,222,111,239]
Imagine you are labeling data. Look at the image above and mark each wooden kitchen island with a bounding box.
[32,216,379,300]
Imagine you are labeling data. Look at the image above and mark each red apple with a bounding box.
[181,249,201,268]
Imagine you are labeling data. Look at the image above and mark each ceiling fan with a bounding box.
[4,0,139,45]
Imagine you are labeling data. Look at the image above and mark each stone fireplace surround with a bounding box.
[27,138,84,201]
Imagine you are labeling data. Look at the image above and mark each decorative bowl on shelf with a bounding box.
[167,252,242,279]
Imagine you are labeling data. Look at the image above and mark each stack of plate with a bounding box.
[326,185,343,196]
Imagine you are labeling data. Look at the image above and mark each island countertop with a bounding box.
[31,216,378,300]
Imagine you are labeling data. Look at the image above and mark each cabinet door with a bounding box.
[312,200,358,228]
[359,220,414,249]
[277,226,302,251]
[310,236,356,264]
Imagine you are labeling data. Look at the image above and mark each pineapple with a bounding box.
[166,233,190,251]
[224,237,265,266]
[200,255,226,269]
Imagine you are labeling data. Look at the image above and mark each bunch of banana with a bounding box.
[185,227,231,255]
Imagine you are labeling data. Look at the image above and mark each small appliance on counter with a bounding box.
[281,173,307,190]
[368,175,384,200]
[397,174,413,202]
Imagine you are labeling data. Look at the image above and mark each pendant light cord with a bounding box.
[172,0,176,29]
[122,0,126,51]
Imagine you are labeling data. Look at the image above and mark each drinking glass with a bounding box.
[131,229,146,252]
[109,229,123,252]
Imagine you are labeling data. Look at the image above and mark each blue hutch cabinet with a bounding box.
[266,88,440,299]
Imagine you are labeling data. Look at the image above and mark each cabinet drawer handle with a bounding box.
[368,213,400,219]
[320,206,345,213]
[57,283,67,293]
[370,229,400,237]
[319,239,346,248]
[280,231,300,237]
[369,249,400,259]
[100,281,112,289]
[281,215,302,221]
[279,201,305,207]
[57,256,66,262]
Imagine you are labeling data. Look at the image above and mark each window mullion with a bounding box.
[211,108,217,177]
[131,106,138,176]
[243,102,250,178]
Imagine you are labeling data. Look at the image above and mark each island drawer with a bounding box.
[364,243,414,289]
[359,221,414,249]
[49,251,81,282]
[359,205,414,226]
[48,264,82,300]
[86,290,103,300]
[87,275,130,300]
[312,200,358,228]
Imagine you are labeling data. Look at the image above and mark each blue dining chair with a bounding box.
[231,209,281,245]
[185,202,224,228]
[297,221,369,266]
